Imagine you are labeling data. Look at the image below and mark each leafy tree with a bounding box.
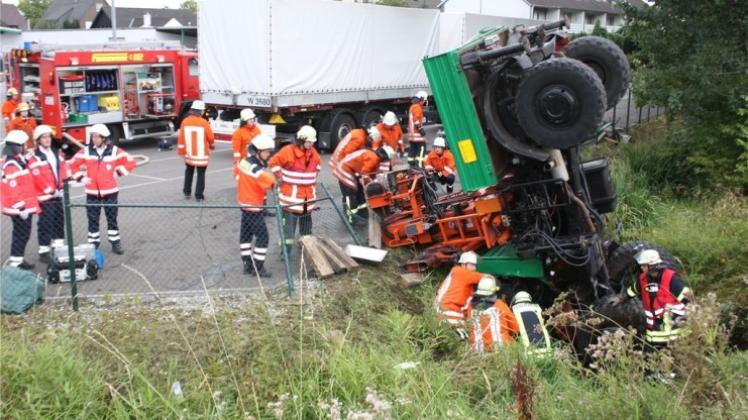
[377,0,409,7]
[625,0,748,190]
[18,0,53,28]
[180,0,198,12]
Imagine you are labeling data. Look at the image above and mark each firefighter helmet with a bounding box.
[252,134,275,151]
[33,125,54,141]
[4,130,28,145]
[415,90,428,101]
[190,100,206,111]
[433,136,446,148]
[458,251,478,265]
[89,124,111,138]
[475,276,499,296]
[382,111,398,127]
[240,108,256,122]
[634,249,662,266]
[7,87,18,96]
[296,125,317,143]
[511,291,532,306]
[367,125,381,140]
[377,145,395,162]
[16,102,30,112]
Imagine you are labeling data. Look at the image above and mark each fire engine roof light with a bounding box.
[157,55,165,63]
[70,57,79,65]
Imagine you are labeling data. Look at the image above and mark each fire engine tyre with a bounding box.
[329,111,357,151]
[515,58,607,149]
[107,124,123,146]
[564,36,630,110]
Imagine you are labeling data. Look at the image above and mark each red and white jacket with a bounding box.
[69,144,135,196]
[269,144,321,214]
[1,155,41,216]
[28,146,71,202]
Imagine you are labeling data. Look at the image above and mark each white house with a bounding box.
[443,0,648,33]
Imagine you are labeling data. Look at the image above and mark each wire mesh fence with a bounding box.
[0,181,360,309]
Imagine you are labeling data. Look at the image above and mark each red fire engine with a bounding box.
[4,43,200,144]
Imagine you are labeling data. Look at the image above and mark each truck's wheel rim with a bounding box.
[537,85,579,126]
[337,124,352,140]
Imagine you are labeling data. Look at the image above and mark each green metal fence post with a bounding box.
[274,188,294,297]
[321,183,361,246]
[63,180,78,311]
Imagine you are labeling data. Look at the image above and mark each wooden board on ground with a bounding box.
[399,273,424,288]
[299,236,334,278]
[318,242,348,274]
[319,237,359,269]
[368,208,382,249]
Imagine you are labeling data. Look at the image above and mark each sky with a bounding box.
[4,0,188,9]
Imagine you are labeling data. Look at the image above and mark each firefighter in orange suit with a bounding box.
[333,145,394,224]
[467,276,519,353]
[268,125,321,252]
[373,111,404,155]
[407,90,428,167]
[231,108,261,163]
[434,251,484,339]
[424,135,457,193]
[2,88,20,127]
[178,100,215,201]
[69,124,135,255]
[8,103,37,148]
[329,126,379,174]
[1,130,40,269]
[235,134,276,277]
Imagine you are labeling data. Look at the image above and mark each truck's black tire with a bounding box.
[564,36,630,109]
[329,111,357,151]
[107,124,123,146]
[516,58,606,149]
[360,107,384,128]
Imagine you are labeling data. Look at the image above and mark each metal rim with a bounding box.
[535,84,580,127]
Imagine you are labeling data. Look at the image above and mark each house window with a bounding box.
[533,8,548,21]
[585,14,601,25]
[607,15,617,26]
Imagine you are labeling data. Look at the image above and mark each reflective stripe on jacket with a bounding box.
[333,149,381,191]
[69,144,135,196]
[28,147,70,202]
[231,124,261,163]
[638,268,688,343]
[178,115,215,167]
[424,149,456,177]
[1,156,41,215]
[373,122,404,152]
[434,266,483,325]
[269,144,321,213]
[467,299,519,353]
[234,156,276,212]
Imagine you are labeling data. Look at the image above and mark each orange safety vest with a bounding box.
[269,144,321,214]
[433,266,483,326]
[329,129,366,169]
[408,102,426,144]
[231,124,261,163]
[1,99,19,122]
[373,122,404,152]
[467,299,519,353]
[177,115,215,167]
[334,149,381,190]
[8,117,37,148]
[234,155,276,212]
[424,149,456,177]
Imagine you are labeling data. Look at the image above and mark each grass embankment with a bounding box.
[2,120,747,419]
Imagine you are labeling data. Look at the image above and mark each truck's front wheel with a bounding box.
[516,58,606,149]
[564,36,630,110]
[329,111,357,151]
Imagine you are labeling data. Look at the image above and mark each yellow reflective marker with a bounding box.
[458,138,477,163]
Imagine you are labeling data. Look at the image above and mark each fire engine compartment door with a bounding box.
[121,64,176,120]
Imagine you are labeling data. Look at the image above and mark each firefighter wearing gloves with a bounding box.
[8,103,37,148]
[333,145,393,225]
[235,134,276,277]
[407,90,428,167]
[467,276,519,353]
[434,251,484,339]
[178,100,215,201]
[269,125,321,252]
[231,108,261,163]
[2,88,20,127]
[69,124,135,254]
[373,111,404,155]
[1,130,40,269]
[424,136,457,193]
[625,249,693,349]
[28,125,70,264]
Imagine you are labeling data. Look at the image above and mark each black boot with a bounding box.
[18,260,35,270]
[243,258,255,274]
[255,261,272,278]
[111,241,124,255]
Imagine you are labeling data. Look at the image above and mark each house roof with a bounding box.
[92,6,197,28]
[1,2,28,29]
[525,0,647,15]
[40,0,103,22]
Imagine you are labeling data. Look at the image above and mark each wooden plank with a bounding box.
[317,238,348,274]
[319,237,359,269]
[368,208,382,249]
[399,273,424,288]
[299,236,334,278]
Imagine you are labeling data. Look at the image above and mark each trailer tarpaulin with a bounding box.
[199,0,439,106]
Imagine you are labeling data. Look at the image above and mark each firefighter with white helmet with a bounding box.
[27,125,70,264]
[467,275,519,353]
[235,133,276,277]
[424,134,457,193]
[8,102,37,148]
[434,251,484,339]
[178,100,215,201]
[407,91,428,167]
[69,124,135,255]
[269,125,322,252]
[2,87,20,127]
[1,130,41,269]
[510,291,552,355]
[231,108,261,163]
[373,111,404,155]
